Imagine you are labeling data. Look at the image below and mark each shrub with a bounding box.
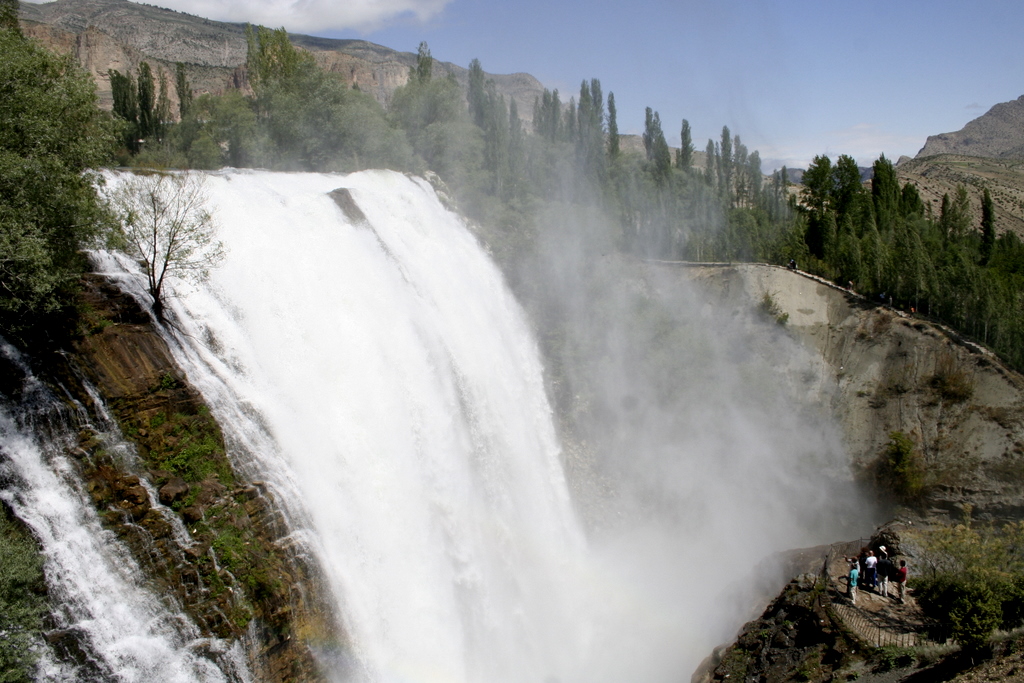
[759,291,789,325]
[931,351,974,403]
[876,431,925,500]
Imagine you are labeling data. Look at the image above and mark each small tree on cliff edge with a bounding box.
[107,172,223,320]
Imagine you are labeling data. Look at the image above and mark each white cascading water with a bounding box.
[0,342,248,682]
[93,168,853,683]
[96,169,598,683]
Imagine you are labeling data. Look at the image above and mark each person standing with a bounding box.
[877,547,893,598]
[895,560,908,604]
[847,561,860,605]
[864,550,878,590]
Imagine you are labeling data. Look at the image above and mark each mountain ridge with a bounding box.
[916,94,1024,160]
[17,0,546,121]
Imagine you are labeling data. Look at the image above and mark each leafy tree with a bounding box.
[1,0,20,34]
[0,28,115,339]
[704,139,716,186]
[719,125,733,195]
[981,187,995,265]
[871,154,900,231]
[676,119,693,170]
[642,107,655,160]
[0,508,47,683]
[175,62,192,120]
[831,154,863,225]
[137,61,156,142]
[467,58,486,127]
[109,67,139,152]
[106,172,224,320]
[941,186,972,241]
[606,91,619,159]
[642,109,671,183]
[414,41,432,84]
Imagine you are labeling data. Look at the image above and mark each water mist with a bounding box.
[94,168,861,682]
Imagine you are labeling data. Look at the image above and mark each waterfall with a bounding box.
[96,169,599,682]
[91,168,855,683]
[0,342,249,682]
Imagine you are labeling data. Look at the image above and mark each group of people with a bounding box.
[845,545,908,606]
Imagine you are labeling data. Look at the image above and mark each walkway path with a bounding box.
[822,541,933,649]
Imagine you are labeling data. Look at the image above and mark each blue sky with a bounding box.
[33,0,1023,170]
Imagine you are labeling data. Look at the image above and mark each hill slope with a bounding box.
[917,94,1024,160]
[17,0,545,121]
[896,154,1024,237]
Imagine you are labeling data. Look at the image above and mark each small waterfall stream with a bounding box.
[0,341,249,682]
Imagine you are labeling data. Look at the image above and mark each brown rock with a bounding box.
[120,484,150,519]
[159,477,189,505]
[181,506,203,524]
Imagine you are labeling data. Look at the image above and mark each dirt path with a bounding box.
[824,543,932,649]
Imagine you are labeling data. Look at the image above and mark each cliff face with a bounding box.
[672,263,1024,521]
[917,95,1024,160]
[18,0,545,122]
[30,274,342,680]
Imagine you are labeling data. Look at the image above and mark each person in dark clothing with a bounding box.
[877,548,893,598]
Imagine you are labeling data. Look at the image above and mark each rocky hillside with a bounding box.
[3,275,342,679]
[896,154,1024,237]
[917,95,1024,160]
[17,0,545,121]
[679,263,1024,682]
[671,263,1024,522]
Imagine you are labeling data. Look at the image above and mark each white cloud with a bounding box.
[756,123,926,171]
[25,0,455,33]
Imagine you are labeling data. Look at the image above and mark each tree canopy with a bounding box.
[0,26,115,339]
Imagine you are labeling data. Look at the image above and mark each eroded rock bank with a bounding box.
[3,273,342,680]
[673,263,1024,683]
[672,263,1024,522]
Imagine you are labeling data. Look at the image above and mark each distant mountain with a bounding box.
[916,95,1024,159]
[17,0,545,123]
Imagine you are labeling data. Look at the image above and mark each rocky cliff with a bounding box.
[670,263,1024,522]
[5,273,342,680]
[917,95,1024,160]
[17,0,545,122]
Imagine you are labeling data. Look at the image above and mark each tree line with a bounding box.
[5,17,1024,372]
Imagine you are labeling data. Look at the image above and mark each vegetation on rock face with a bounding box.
[909,516,1024,651]
[874,431,925,501]
[0,506,47,683]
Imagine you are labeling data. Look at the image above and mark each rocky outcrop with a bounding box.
[18,0,546,121]
[695,573,857,683]
[672,264,1024,522]
[917,95,1024,160]
[53,274,342,680]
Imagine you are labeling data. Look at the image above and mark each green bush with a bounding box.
[0,508,47,682]
[876,431,925,500]
[914,574,1001,650]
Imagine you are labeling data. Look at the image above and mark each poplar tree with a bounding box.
[981,187,996,264]
[606,92,619,159]
[467,58,486,128]
[642,107,655,160]
[719,125,733,194]
[676,119,693,170]
[414,41,432,84]
[175,62,193,119]
[871,154,900,232]
[137,61,156,141]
